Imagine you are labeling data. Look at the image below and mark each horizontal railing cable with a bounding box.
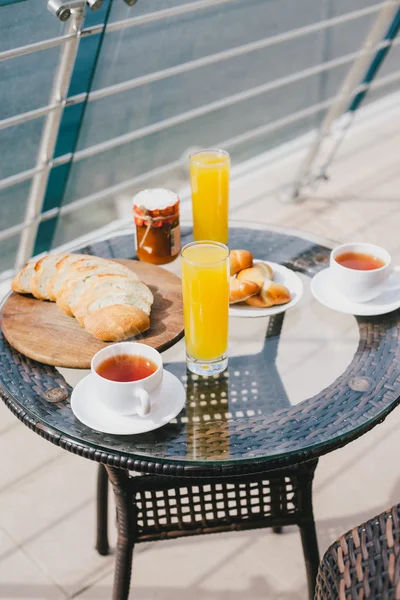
[368,64,400,89]
[0,0,237,63]
[0,167,43,192]
[0,104,59,132]
[0,33,76,63]
[0,26,98,63]
[0,207,59,244]
[106,0,245,33]
[0,2,390,132]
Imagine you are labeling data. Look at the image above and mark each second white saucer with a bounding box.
[311,268,400,316]
[71,369,186,435]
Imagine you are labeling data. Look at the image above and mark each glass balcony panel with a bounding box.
[93,0,323,91]
[0,0,63,52]
[0,234,20,273]
[0,119,44,180]
[0,180,30,230]
[60,73,322,207]
[0,48,61,121]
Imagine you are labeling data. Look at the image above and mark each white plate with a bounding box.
[310,268,400,316]
[229,260,303,318]
[71,369,186,435]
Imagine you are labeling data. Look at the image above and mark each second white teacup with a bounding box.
[330,242,391,303]
[91,342,163,417]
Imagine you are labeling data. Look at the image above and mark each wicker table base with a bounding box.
[97,460,320,600]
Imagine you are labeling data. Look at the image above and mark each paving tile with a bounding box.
[0,449,118,598]
[0,452,98,545]
[23,500,116,598]
[0,425,63,495]
[0,527,15,561]
[313,405,400,554]
[0,528,65,600]
[0,399,21,435]
[75,532,304,599]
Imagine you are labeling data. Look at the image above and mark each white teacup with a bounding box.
[330,242,391,303]
[91,342,163,417]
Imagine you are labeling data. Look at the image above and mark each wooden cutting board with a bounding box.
[1,260,184,369]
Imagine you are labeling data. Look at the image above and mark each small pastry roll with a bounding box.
[246,280,291,308]
[252,261,273,280]
[229,278,259,304]
[236,267,266,288]
[230,250,253,276]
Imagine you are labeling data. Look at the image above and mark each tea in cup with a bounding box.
[330,242,391,303]
[91,342,163,416]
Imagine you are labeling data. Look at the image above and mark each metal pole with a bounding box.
[310,5,400,185]
[289,0,400,201]
[349,7,400,112]
[14,5,85,269]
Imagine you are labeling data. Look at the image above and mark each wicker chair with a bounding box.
[315,504,400,599]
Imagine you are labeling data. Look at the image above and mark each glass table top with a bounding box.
[1,221,400,472]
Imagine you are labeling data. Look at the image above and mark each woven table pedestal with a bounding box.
[98,461,319,600]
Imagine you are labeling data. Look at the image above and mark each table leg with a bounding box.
[300,518,320,600]
[96,464,110,556]
[106,466,136,600]
[270,479,283,534]
[297,460,320,600]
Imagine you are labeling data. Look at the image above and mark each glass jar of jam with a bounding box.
[133,189,180,265]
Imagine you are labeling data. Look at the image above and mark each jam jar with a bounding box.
[133,189,180,265]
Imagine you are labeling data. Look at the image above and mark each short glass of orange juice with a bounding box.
[181,241,229,375]
[189,149,230,244]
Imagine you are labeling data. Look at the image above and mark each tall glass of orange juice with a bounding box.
[181,241,229,375]
[189,149,230,244]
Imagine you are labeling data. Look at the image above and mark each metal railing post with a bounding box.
[288,0,400,202]
[14,4,86,269]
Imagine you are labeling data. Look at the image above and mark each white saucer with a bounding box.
[229,260,303,318]
[71,370,186,435]
[311,268,400,316]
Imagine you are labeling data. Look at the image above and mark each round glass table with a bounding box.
[1,222,400,600]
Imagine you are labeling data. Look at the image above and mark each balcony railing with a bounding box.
[1,0,400,277]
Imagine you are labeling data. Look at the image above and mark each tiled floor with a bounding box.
[1,96,400,599]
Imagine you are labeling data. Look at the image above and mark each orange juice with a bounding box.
[181,242,229,374]
[190,150,230,244]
